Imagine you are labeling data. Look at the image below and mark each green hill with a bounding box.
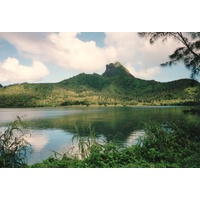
[0,62,200,107]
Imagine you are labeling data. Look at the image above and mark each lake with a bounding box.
[0,106,199,164]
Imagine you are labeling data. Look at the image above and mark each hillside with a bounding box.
[0,62,200,107]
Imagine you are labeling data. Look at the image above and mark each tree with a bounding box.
[138,32,200,78]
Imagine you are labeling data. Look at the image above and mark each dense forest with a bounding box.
[0,62,200,108]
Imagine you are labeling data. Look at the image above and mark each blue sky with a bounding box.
[0,32,199,85]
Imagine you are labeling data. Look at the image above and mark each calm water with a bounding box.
[0,106,199,164]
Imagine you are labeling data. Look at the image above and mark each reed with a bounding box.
[0,116,32,168]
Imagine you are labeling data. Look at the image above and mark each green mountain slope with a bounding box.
[0,62,200,107]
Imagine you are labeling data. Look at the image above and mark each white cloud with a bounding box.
[128,65,160,79]
[46,32,114,71]
[104,32,181,78]
[0,57,49,83]
[0,32,182,81]
[0,32,115,74]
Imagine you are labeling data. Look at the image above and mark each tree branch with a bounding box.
[176,32,200,59]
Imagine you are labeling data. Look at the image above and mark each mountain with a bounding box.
[102,62,133,77]
[0,62,200,107]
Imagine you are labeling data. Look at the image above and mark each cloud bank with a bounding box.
[0,32,181,83]
[0,57,49,83]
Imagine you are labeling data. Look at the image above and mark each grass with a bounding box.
[30,121,200,168]
[0,116,32,168]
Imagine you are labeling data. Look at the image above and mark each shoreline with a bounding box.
[0,103,199,109]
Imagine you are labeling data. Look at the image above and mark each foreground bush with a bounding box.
[134,121,200,167]
[30,121,200,168]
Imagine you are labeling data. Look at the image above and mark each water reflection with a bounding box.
[26,132,49,152]
[126,130,145,146]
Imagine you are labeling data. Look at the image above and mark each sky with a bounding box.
[0,32,199,86]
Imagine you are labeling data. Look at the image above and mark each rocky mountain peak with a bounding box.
[102,62,133,78]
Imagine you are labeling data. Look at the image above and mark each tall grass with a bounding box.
[0,116,32,168]
[68,123,102,159]
[133,121,200,167]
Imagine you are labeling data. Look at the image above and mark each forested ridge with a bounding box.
[0,62,199,108]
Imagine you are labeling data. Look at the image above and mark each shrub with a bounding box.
[135,121,200,167]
